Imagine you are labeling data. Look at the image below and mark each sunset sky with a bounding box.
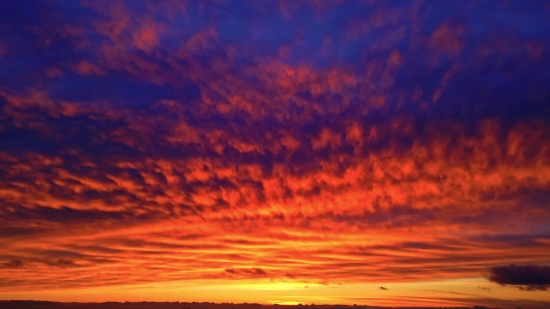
[1,1,550,308]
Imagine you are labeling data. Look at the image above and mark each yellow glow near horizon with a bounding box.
[267,302,303,305]
[203,281,312,291]
[2,278,550,309]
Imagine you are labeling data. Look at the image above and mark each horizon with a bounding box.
[1,300,546,308]
[0,1,549,309]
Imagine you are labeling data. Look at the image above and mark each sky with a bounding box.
[0,0,550,308]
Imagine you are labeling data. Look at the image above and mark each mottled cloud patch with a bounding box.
[487,264,550,291]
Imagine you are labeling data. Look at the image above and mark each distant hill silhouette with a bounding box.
[0,301,540,309]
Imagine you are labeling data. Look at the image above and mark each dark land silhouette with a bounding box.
[0,301,543,309]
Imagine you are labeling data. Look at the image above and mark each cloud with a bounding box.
[1,259,24,269]
[487,264,550,291]
[224,268,268,278]
[378,286,388,290]
[43,258,77,268]
[0,0,549,303]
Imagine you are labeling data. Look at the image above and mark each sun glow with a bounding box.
[235,282,309,291]
[267,301,303,305]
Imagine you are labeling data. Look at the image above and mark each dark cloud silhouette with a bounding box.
[487,264,550,291]
[378,286,388,290]
[224,268,267,277]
